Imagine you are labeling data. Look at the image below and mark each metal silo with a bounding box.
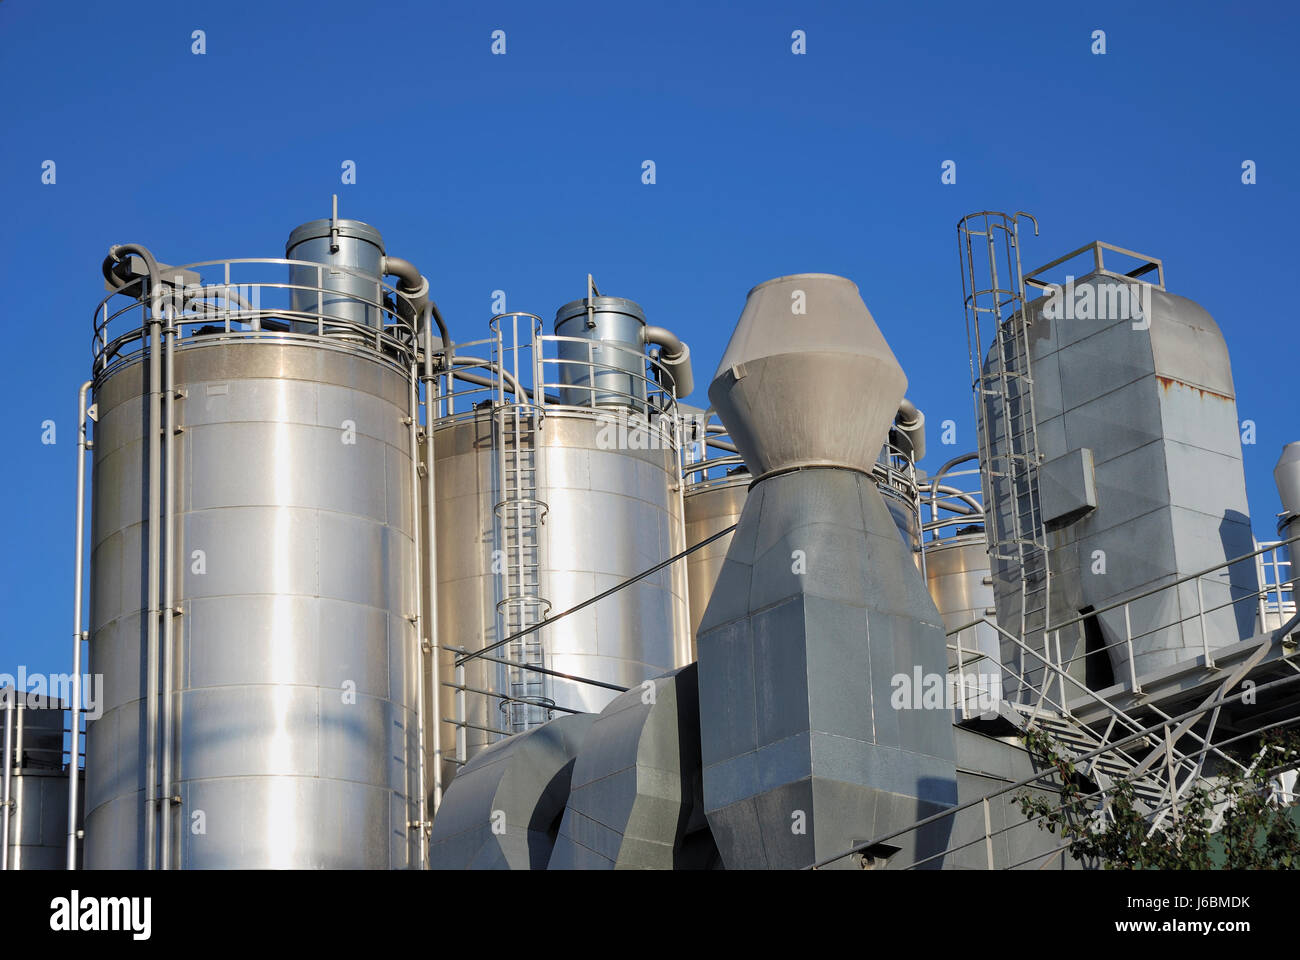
[429,297,694,776]
[80,213,429,869]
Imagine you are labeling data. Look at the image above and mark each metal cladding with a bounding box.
[696,276,957,869]
[430,408,691,769]
[2,695,78,870]
[925,532,1003,716]
[710,274,907,478]
[85,340,421,869]
[427,713,594,870]
[1275,442,1300,535]
[548,664,719,869]
[683,473,749,649]
[554,296,649,408]
[989,263,1257,683]
[285,216,386,331]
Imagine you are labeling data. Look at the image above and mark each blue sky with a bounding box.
[1,0,1297,678]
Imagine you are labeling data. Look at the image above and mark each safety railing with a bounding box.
[430,312,683,438]
[814,608,1300,870]
[1256,539,1296,633]
[999,533,1300,702]
[681,412,748,491]
[920,452,986,544]
[91,257,421,380]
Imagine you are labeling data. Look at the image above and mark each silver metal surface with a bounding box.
[2,696,76,871]
[285,212,386,332]
[553,295,648,408]
[430,409,690,773]
[684,475,749,650]
[697,274,956,869]
[926,532,1002,714]
[710,273,907,478]
[1006,251,1256,683]
[1275,442,1300,535]
[84,335,421,869]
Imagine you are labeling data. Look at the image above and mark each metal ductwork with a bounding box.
[1275,442,1300,538]
[695,273,957,869]
[893,398,926,462]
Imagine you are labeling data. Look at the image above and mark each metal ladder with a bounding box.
[492,397,552,736]
[959,212,1053,701]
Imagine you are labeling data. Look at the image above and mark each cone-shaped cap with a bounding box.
[1276,442,1300,520]
[708,273,906,477]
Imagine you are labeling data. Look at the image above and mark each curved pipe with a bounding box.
[450,357,526,400]
[642,325,694,398]
[103,243,162,312]
[893,398,926,463]
[382,256,431,327]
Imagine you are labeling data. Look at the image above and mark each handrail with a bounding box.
[1040,531,1300,642]
[91,256,421,378]
[809,643,1300,870]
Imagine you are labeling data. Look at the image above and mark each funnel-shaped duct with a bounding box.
[709,274,907,478]
[696,274,957,869]
[1276,443,1300,532]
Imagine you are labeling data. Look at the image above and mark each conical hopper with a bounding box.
[709,274,907,477]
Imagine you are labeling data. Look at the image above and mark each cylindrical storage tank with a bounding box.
[1,695,77,870]
[924,530,1003,715]
[85,336,421,869]
[553,297,648,409]
[683,472,749,653]
[285,218,386,332]
[428,407,690,775]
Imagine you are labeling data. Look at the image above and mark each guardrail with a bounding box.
[91,257,421,379]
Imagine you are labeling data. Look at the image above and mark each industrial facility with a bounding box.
[3,205,1296,870]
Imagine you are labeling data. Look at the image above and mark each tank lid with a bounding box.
[285,218,386,255]
[554,295,646,328]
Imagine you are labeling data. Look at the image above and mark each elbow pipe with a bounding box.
[382,256,430,325]
[642,325,694,398]
[103,244,163,313]
[892,398,926,463]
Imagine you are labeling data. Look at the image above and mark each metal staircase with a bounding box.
[959,212,1053,699]
[999,701,1187,813]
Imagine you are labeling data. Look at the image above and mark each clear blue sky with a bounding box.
[1,0,1297,679]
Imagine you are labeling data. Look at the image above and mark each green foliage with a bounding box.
[1014,727,1300,870]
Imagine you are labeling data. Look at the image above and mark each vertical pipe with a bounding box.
[159,308,177,870]
[421,310,443,816]
[67,380,93,870]
[1196,577,1213,668]
[11,704,22,870]
[144,308,162,870]
[407,359,428,868]
[954,630,967,722]
[2,693,12,870]
[1124,604,1139,694]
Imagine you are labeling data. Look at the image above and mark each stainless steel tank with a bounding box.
[924,531,1002,714]
[554,296,648,408]
[285,217,386,331]
[1,695,76,870]
[683,471,749,652]
[429,408,691,775]
[84,253,421,868]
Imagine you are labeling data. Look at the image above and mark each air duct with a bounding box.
[695,273,957,869]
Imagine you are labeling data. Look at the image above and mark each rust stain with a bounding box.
[1155,375,1233,403]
